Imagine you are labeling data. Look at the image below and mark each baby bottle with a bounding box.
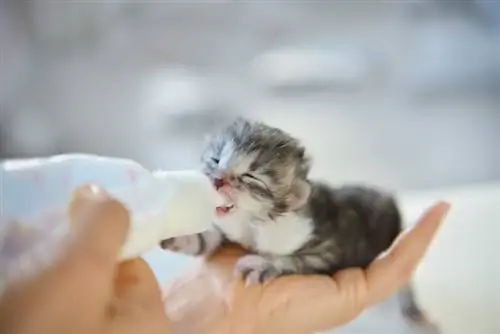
[0,154,223,289]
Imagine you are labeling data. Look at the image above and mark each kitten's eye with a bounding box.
[242,173,257,180]
[241,173,271,195]
[242,173,268,187]
[211,157,220,164]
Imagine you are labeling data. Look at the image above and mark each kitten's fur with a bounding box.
[160,118,434,327]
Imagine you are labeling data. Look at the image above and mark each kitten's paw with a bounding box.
[159,235,201,255]
[234,255,281,286]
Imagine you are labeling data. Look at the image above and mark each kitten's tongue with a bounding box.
[216,205,233,216]
[216,206,228,215]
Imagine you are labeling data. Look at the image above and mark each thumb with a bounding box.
[66,185,130,276]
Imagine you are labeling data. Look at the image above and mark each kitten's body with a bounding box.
[160,118,433,327]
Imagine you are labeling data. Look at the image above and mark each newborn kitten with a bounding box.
[160,118,432,327]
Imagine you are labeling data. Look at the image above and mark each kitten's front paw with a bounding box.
[234,255,281,286]
[159,235,201,255]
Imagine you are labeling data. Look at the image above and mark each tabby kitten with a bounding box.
[160,118,431,326]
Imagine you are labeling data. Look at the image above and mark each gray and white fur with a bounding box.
[160,118,434,328]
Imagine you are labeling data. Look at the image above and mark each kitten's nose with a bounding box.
[213,177,224,190]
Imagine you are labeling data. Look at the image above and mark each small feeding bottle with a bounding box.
[0,154,224,278]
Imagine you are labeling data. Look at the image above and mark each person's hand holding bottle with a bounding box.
[0,186,449,334]
[0,188,170,334]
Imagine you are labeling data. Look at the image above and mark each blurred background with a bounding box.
[1,1,499,333]
[1,0,499,191]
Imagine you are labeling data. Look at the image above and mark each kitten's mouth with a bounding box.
[213,181,235,216]
[216,203,234,216]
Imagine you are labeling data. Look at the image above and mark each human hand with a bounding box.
[0,186,170,334]
[163,201,450,334]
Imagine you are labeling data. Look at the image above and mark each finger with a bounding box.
[111,259,164,314]
[67,185,130,274]
[67,184,111,229]
[289,268,371,334]
[0,193,131,330]
[0,187,133,329]
[365,201,450,305]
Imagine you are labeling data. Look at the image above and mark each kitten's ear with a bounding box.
[289,179,311,210]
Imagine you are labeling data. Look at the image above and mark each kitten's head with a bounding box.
[201,118,311,221]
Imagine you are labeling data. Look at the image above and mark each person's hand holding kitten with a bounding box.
[0,185,449,334]
[161,118,445,329]
[164,201,450,334]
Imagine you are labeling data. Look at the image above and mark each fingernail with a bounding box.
[69,184,109,219]
[86,184,105,197]
[75,184,109,201]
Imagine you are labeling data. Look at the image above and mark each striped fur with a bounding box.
[160,118,433,327]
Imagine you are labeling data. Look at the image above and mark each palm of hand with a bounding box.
[164,246,371,334]
[163,202,448,334]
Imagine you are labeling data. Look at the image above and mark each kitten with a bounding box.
[160,118,434,327]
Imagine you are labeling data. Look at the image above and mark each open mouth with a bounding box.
[216,203,234,216]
